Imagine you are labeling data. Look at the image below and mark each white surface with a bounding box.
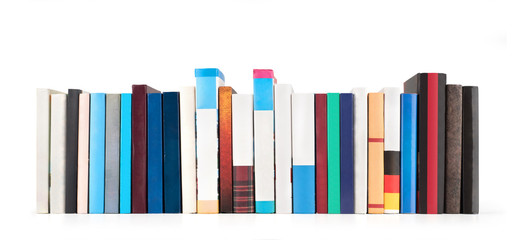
[253,111,275,202]
[0,0,514,239]
[351,88,368,214]
[49,94,67,214]
[232,94,254,166]
[380,87,402,151]
[195,109,219,202]
[292,93,315,166]
[180,86,197,214]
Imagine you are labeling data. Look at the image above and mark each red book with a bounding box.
[219,86,235,213]
[315,94,328,213]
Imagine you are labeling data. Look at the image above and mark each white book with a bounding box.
[232,94,254,166]
[50,93,67,213]
[274,84,293,213]
[351,88,368,214]
[77,93,90,214]
[180,86,197,214]
[254,111,275,212]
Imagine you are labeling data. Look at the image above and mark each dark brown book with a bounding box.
[445,85,462,213]
[219,86,236,213]
[65,89,82,213]
[462,86,479,214]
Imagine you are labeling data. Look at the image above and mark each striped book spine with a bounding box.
[148,93,163,213]
[163,92,182,213]
[327,93,340,214]
[315,94,328,213]
[351,88,368,214]
[219,87,235,213]
[105,94,120,214]
[232,94,255,213]
[445,85,462,213]
[401,93,417,213]
[77,93,90,214]
[89,93,106,214]
[368,92,384,214]
[462,86,479,214]
[65,89,82,213]
[292,93,315,214]
[340,93,354,213]
[50,93,67,214]
[180,87,197,213]
[196,68,225,213]
[120,93,132,214]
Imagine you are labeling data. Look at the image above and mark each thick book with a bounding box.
[65,89,82,213]
[219,86,236,213]
[327,93,340,214]
[180,87,197,213]
[120,93,132,214]
[274,84,293,214]
[89,93,106,214]
[232,94,255,213]
[340,93,354,213]
[196,68,225,213]
[315,94,328,214]
[381,88,401,214]
[404,73,446,214]
[253,69,276,213]
[462,86,479,214]
[400,93,418,214]
[163,92,182,213]
[105,94,120,214]
[368,92,384,214]
[148,93,163,213]
[351,88,368,214]
[445,85,462,213]
[50,93,67,213]
[77,93,90,214]
[292,93,315,214]
[131,84,160,213]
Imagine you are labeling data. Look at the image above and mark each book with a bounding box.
[196,68,225,213]
[462,86,479,214]
[219,86,236,213]
[404,73,446,214]
[77,93,90,214]
[381,88,401,214]
[131,85,160,213]
[445,85,462,213]
[148,93,163,213]
[232,94,255,213]
[253,69,276,213]
[340,93,354,213]
[368,92,384,214]
[163,92,182,213]
[50,93,67,213]
[327,93,340,214]
[292,93,315,214]
[120,93,132,214]
[65,89,82,213]
[400,93,418,214]
[36,89,62,214]
[105,94,120,214]
[89,93,106,214]
[274,84,293,214]
[180,87,197,213]
[315,94,328,214]
[351,88,368,214]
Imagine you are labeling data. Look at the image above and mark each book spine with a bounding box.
[148,93,163,213]
[327,93,340,214]
[77,93,90,214]
[65,89,82,213]
[274,84,293,214]
[105,94,120,214]
[462,86,479,214]
[36,89,52,213]
[232,94,255,213]
[253,69,275,213]
[400,93,417,213]
[315,94,328,214]
[382,88,401,214]
[445,85,462,213]
[120,93,132,214]
[89,93,105,214]
[219,87,234,213]
[368,92,384,214]
[163,92,182,213]
[340,93,354,213]
[292,93,315,214]
[50,93,67,213]
[351,88,368,214]
[180,87,197,213]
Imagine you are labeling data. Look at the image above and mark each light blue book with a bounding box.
[401,93,417,213]
[89,93,106,214]
[120,93,131,214]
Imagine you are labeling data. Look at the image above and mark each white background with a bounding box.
[0,0,514,239]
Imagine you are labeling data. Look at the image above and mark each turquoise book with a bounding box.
[120,93,132,214]
[89,93,106,214]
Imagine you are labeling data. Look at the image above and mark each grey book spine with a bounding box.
[445,85,462,213]
[105,94,121,213]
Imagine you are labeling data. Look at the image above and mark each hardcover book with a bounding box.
[445,85,462,213]
[180,87,197,213]
[327,93,340,214]
[340,93,354,213]
[219,87,236,213]
[148,93,163,213]
[120,93,132,214]
[89,93,106,214]
[400,93,417,213]
[163,92,182,213]
[315,94,328,214]
[368,92,384,214]
[77,93,90,214]
[462,86,479,214]
[65,89,82,213]
[50,93,67,214]
[105,94,120,214]
[351,88,368,214]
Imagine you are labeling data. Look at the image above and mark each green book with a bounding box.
[327,93,341,213]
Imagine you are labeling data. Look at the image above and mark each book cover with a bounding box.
[180,86,197,213]
[445,85,462,213]
[404,73,446,214]
[232,94,255,213]
[219,86,236,213]
[292,93,315,214]
[148,93,163,213]
[274,84,293,214]
[327,93,340,214]
[89,93,106,214]
[462,86,479,214]
[77,93,90,214]
[163,92,182,213]
[253,69,276,213]
[120,93,132,214]
[65,89,82,213]
[401,93,417,214]
[50,93,67,213]
[196,68,225,213]
[315,94,328,214]
[368,92,384,214]
[105,94,120,214]
[351,88,368,214]
[340,93,354,213]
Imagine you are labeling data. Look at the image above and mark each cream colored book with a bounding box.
[50,93,67,213]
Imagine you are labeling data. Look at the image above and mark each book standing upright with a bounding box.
[89,93,105,214]
[327,93,340,214]
[105,94,120,213]
[50,93,67,214]
[120,93,132,214]
[77,93,90,214]
[368,92,384,214]
[219,87,236,213]
[180,87,197,213]
[339,93,354,213]
[351,88,368,214]
[65,89,82,213]
[163,92,182,213]
[400,93,417,213]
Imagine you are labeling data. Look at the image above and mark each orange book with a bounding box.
[368,93,384,214]
[219,86,236,213]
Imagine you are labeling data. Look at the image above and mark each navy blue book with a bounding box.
[147,93,163,213]
[339,93,354,213]
[163,92,182,213]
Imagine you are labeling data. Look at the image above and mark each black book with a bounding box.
[65,89,82,213]
[462,86,479,214]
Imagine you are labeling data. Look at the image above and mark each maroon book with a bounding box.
[131,84,159,213]
[233,166,255,213]
[315,94,328,213]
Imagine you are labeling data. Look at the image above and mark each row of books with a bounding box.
[36,69,479,214]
